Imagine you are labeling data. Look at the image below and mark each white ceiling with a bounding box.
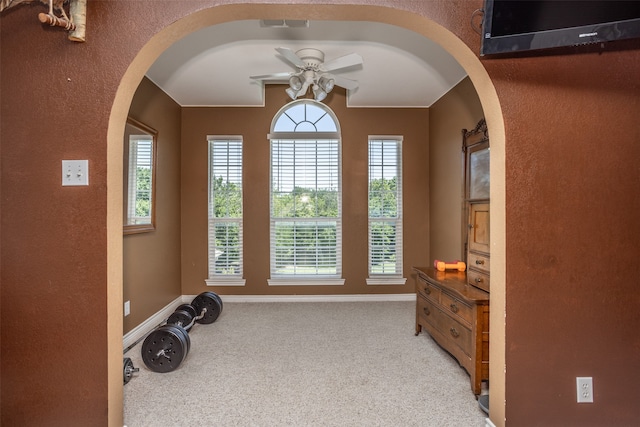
[146,20,467,108]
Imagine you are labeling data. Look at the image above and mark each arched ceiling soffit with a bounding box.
[145,20,467,108]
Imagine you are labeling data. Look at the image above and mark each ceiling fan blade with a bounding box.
[321,53,363,72]
[333,75,359,91]
[275,47,306,69]
[250,72,292,81]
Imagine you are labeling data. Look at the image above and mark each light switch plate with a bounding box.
[62,160,89,186]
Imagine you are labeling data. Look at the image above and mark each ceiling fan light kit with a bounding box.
[289,75,304,91]
[251,47,363,103]
[318,76,335,93]
[312,85,328,102]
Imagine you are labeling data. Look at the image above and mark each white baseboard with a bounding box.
[123,293,416,352]
[123,296,183,352]
[206,293,417,303]
[485,417,497,427]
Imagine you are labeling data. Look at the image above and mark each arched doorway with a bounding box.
[107,4,506,425]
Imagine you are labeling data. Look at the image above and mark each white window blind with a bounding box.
[269,101,343,284]
[368,137,405,284]
[207,137,244,285]
[127,136,153,224]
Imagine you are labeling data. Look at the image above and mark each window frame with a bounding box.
[124,117,157,235]
[206,136,246,286]
[366,136,406,285]
[268,100,344,286]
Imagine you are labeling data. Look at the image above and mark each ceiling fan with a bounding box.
[250,47,363,102]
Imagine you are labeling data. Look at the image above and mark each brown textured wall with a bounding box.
[0,2,189,425]
[1,1,640,426]
[429,77,484,262]
[484,45,640,425]
[123,77,182,334]
[1,3,115,426]
[181,85,429,296]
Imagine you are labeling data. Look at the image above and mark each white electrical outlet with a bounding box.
[577,377,593,403]
[124,301,131,317]
[62,160,89,186]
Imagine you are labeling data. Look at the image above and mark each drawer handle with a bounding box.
[475,277,484,283]
[450,328,460,338]
[423,307,431,316]
[424,287,431,295]
[475,259,485,265]
[450,303,459,313]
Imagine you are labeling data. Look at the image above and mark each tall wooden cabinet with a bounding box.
[464,120,490,292]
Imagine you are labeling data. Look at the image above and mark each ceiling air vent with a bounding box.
[260,20,309,28]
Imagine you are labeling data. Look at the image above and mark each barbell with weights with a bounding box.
[141,291,223,373]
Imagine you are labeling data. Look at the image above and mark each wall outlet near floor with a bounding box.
[124,300,131,317]
[576,377,593,403]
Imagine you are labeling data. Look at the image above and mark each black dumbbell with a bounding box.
[141,292,222,373]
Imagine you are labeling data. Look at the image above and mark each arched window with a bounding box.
[268,100,343,285]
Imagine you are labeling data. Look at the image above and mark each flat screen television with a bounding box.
[480,0,640,56]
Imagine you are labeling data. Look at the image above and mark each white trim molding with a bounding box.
[366,277,407,285]
[206,278,246,287]
[268,278,345,286]
[485,418,496,427]
[216,293,416,303]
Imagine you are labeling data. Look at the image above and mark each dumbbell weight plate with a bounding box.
[141,325,190,373]
[176,303,198,319]
[210,292,223,312]
[123,357,137,385]
[167,309,195,331]
[172,323,191,354]
[191,292,222,324]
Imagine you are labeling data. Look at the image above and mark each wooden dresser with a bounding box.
[413,266,489,395]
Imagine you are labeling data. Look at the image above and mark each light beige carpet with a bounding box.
[124,301,487,426]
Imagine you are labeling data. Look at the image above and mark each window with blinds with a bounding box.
[207,137,244,285]
[367,137,405,284]
[127,136,153,225]
[268,100,343,285]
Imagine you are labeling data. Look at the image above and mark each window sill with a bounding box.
[205,278,246,287]
[366,277,407,286]
[268,278,345,286]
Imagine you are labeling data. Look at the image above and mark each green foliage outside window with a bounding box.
[210,176,242,275]
[272,187,338,218]
[369,176,400,274]
[211,176,242,218]
[369,176,398,218]
[271,185,338,274]
[135,167,151,218]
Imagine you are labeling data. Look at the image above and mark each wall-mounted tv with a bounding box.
[480,0,640,56]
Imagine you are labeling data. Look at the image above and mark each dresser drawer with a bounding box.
[417,295,472,356]
[468,252,490,273]
[441,292,473,326]
[468,269,490,292]
[417,294,436,324]
[416,278,441,302]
